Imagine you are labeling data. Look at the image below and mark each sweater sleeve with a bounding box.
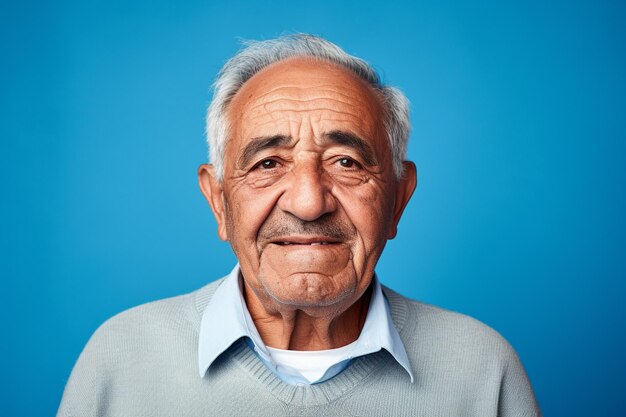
[498,343,542,417]
[57,321,114,417]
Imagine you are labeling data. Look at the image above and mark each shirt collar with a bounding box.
[198,264,414,383]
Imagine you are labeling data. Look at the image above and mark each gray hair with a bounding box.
[206,34,410,180]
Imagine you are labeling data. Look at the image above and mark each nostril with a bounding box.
[277,170,336,222]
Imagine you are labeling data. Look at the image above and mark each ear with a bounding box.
[388,161,417,239]
[198,164,229,241]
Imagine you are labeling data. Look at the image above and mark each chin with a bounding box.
[262,271,356,309]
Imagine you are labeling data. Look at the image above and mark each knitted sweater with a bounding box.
[58,278,541,417]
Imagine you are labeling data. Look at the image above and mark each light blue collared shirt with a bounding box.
[198,265,414,385]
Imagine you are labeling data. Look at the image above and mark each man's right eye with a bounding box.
[257,159,277,169]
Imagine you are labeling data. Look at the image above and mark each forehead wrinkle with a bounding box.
[244,97,371,119]
[239,111,376,143]
[242,103,370,125]
[251,85,368,104]
[240,83,374,113]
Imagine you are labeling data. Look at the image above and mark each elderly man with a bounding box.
[58,34,540,416]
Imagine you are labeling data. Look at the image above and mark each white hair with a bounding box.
[206,34,410,180]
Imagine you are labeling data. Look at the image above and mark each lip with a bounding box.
[269,236,342,246]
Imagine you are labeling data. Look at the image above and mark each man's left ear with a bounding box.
[388,161,417,239]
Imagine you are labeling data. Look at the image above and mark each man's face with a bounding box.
[200,58,416,316]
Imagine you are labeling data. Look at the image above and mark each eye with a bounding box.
[337,157,361,169]
[257,159,278,169]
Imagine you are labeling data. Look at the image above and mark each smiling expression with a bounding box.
[199,58,416,318]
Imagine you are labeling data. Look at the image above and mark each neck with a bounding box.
[244,283,373,351]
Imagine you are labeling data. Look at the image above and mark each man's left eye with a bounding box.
[338,158,359,168]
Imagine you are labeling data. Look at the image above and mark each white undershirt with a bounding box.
[266,341,359,383]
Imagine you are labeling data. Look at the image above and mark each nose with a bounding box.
[278,161,337,221]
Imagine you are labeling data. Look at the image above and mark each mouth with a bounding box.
[270,236,342,246]
[276,242,331,246]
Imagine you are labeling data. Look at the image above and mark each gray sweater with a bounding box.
[58,278,541,416]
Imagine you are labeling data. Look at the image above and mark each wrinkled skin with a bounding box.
[199,58,417,350]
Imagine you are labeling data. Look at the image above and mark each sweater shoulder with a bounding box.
[381,287,540,416]
[57,279,225,416]
[81,278,224,362]
[383,286,518,361]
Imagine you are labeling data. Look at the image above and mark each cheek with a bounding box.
[334,183,396,242]
[224,185,281,244]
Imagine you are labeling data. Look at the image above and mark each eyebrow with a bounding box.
[323,130,378,166]
[238,134,294,168]
[237,130,378,168]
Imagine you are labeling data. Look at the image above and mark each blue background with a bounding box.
[3,0,625,415]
